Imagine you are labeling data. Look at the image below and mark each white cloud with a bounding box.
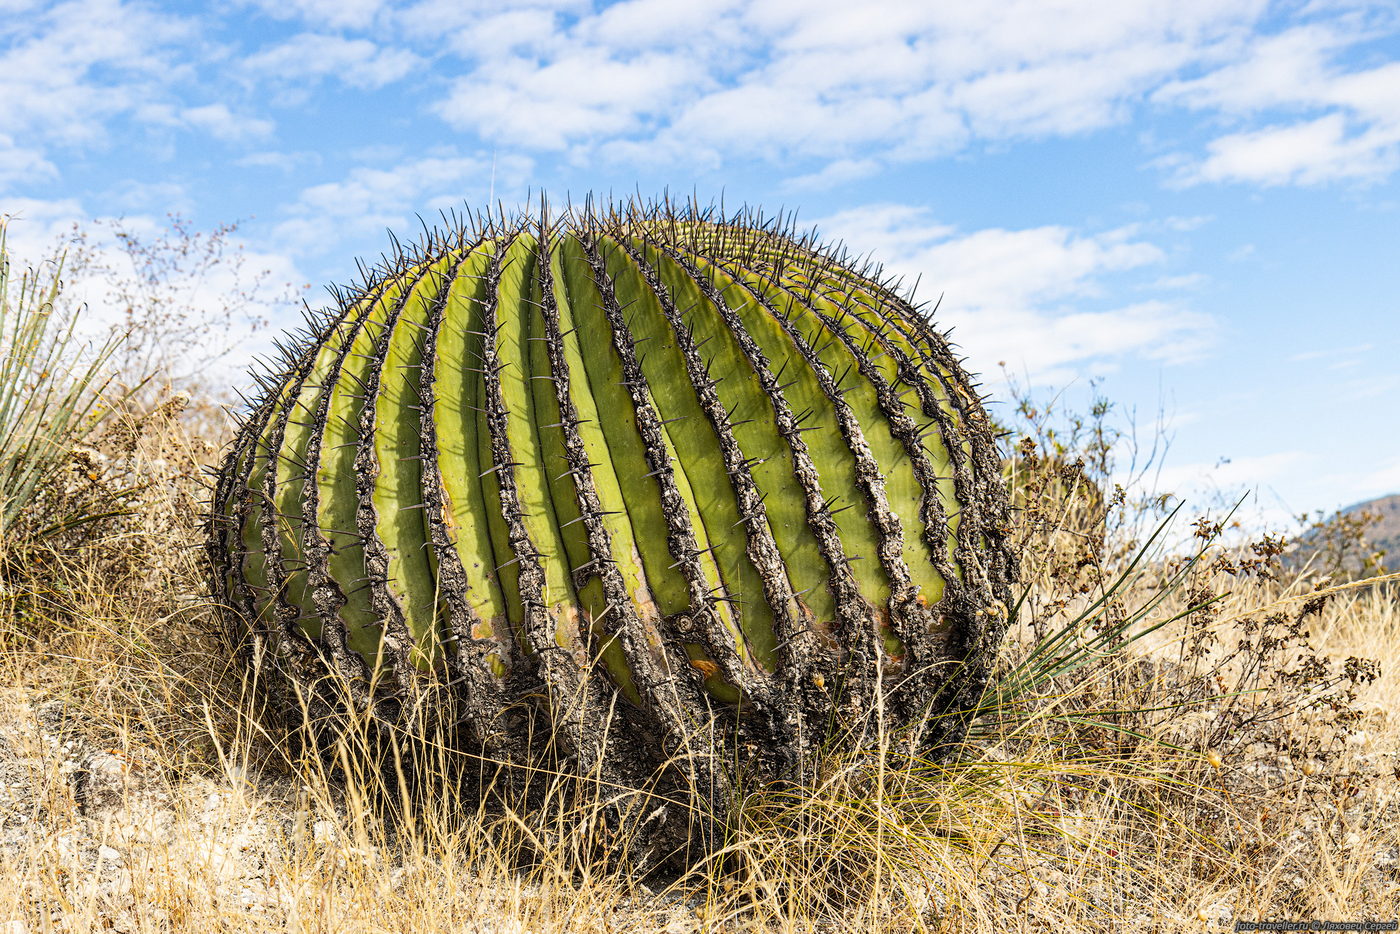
[808,203,957,271]
[423,0,1263,163]
[1154,451,1301,495]
[1133,450,1307,530]
[1355,456,1400,498]
[398,0,587,37]
[0,197,88,262]
[781,158,882,192]
[1339,370,1400,401]
[1148,273,1208,290]
[105,179,189,213]
[1288,342,1374,363]
[403,0,1400,189]
[0,0,286,190]
[243,0,390,31]
[748,0,1259,65]
[436,50,705,150]
[0,0,190,147]
[274,152,534,254]
[1155,23,1341,114]
[1158,22,1400,185]
[582,0,746,48]
[663,81,932,163]
[1161,215,1212,232]
[241,33,422,89]
[5,0,1390,197]
[816,205,1163,304]
[438,9,569,57]
[811,204,1214,384]
[0,135,56,187]
[179,103,274,142]
[1186,114,1400,186]
[235,150,321,172]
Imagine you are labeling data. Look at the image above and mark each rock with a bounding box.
[33,700,83,740]
[312,820,336,844]
[1196,903,1233,925]
[75,750,137,812]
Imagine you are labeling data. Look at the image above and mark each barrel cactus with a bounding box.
[209,199,1015,852]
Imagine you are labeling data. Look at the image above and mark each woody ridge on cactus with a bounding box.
[208,197,1016,861]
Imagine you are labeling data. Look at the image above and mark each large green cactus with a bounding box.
[209,200,1015,842]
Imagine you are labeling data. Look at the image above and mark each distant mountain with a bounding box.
[1362,493,1400,553]
[1288,493,1399,576]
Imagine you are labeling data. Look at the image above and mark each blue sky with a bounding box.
[3,0,1398,526]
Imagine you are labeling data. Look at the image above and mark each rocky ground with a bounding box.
[3,672,1398,933]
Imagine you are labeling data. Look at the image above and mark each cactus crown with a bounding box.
[210,197,1015,840]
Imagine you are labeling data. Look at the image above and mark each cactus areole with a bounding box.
[209,200,1015,831]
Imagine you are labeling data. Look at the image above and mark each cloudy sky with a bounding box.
[3,0,1398,525]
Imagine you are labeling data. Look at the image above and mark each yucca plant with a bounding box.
[208,199,1016,859]
[0,220,127,566]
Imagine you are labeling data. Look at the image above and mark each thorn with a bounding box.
[479,461,521,478]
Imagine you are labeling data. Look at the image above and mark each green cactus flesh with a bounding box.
[210,203,1016,817]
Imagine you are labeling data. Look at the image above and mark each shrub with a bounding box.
[0,219,131,574]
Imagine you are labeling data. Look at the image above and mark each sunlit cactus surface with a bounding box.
[209,199,1016,821]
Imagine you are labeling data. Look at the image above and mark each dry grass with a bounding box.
[0,387,1396,934]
